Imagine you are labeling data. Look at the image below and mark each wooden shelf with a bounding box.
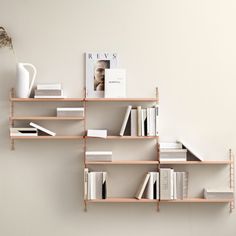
[10,116,84,121]
[85,160,159,165]
[86,198,158,203]
[85,136,158,139]
[10,135,84,140]
[160,161,233,165]
[10,98,84,102]
[160,198,234,203]
[85,98,158,102]
[87,198,233,203]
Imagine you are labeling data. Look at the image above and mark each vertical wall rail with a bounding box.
[9,88,15,150]
[156,87,160,212]
[83,90,88,211]
[229,149,235,213]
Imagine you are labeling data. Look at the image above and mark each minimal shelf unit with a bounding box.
[9,88,85,150]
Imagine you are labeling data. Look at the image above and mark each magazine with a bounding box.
[85,52,118,98]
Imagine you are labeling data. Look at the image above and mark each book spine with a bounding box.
[137,106,142,136]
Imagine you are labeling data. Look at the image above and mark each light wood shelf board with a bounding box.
[10,136,84,140]
[11,116,84,121]
[87,198,158,203]
[85,136,158,140]
[160,198,233,203]
[85,98,158,102]
[85,160,159,165]
[10,98,84,102]
[160,161,233,165]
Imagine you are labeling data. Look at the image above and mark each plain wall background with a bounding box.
[1,0,236,235]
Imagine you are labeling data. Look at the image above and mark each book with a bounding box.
[145,172,158,199]
[57,107,84,117]
[160,142,183,149]
[160,149,187,161]
[34,95,66,99]
[85,151,112,162]
[29,122,56,136]
[87,129,107,138]
[34,89,63,96]
[178,140,204,161]
[204,189,234,199]
[160,168,173,200]
[85,52,118,98]
[131,109,138,136]
[155,105,159,136]
[119,105,132,136]
[104,69,126,98]
[135,173,150,199]
[137,106,142,136]
[37,83,62,90]
[84,168,89,200]
[10,128,38,136]
[141,109,147,136]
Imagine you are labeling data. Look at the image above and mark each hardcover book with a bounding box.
[104,69,126,98]
[85,52,118,98]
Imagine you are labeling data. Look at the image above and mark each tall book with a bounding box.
[160,168,173,200]
[29,122,56,136]
[135,173,150,200]
[120,105,132,136]
[137,106,142,136]
[131,109,138,136]
[84,168,89,200]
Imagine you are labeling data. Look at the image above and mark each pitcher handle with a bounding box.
[22,63,37,97]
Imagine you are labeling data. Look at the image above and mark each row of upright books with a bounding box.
[135,169,188,200]
[120,105,159,136]
[84,169,107,200]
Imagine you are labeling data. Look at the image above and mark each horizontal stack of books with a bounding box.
[204,189,234,199]
[85,151,112,162]
[120,105,159,136]
[160,142,187,162]
[87,129,107,138]
[57,107,84,117]
[10,123,56,137]
[34,83,65,98]
[135,168,188,200]
[84,169,107,200]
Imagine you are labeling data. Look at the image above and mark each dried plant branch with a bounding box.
[0,26,13,49]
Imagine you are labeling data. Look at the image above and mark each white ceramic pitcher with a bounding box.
[16,63,37,98]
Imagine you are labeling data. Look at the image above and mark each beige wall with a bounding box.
[1,0,236,235]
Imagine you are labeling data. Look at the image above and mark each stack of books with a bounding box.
[84,169,107,200]
[34,83,65,98]
[204,189,234,199]
[10,128,38,137]
[120,105,159,137]
[87,129,107,138]
[160,142,187,162]
[29,122,56,136]
[85,151,112,162]
[57,107,84,117]
[135,172,159,200]
[160,168,188,200]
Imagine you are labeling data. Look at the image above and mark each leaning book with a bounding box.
[85,52,118,98]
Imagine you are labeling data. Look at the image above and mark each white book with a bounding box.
[131,109,138,136]
[137,106,142,136]
[160,142,183,149]
[10,128,38,136]
[120,105,132,136]
[104,69,126,98]
[88,172,95,200]
[57,108,84,111]
[95,172,104,199]
[85,151,112,162]
[145,172,157,199]
[156,172,160,200]
[160,149,187,153]
[170,169,174,200]
[149,108,156,136]
[204,189,234,199]
[84,168,89,200]
[34,95,66,99]
[135,173,150,199]
[29,122,56,136]
[160,168,173,200]
[173,172,177,200]
[37,83,62,90]
[87,129,107,138]
[155,105,159,136]
[147,108,150,136]
[178,140,204,161]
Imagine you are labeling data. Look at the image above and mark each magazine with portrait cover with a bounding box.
[85,52,118,98]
